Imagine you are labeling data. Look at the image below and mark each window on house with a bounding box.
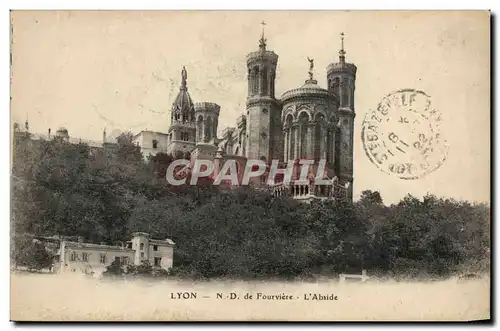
[154,257,162,267]
[140,252,145,258]
[100,254,106,264]
[70,252,77,261]
[153,245,158,251]
[82,252,89,262]
[121,256,129,266]
[115,256,120,264]
[152,139,158,149]
[127,242,132,249]
[140,243,144,250]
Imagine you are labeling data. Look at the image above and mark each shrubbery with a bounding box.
[12,236,53,271]
[102,260,170,279]
[11,133,490,280]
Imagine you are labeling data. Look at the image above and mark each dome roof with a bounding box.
[280,79,330,103]
[173,89,194,112]
[56,127,69,136]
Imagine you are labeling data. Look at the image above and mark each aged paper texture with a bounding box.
[10,10,490,321]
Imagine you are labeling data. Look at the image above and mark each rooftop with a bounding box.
[281,79,331,103]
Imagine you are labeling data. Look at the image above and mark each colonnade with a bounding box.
[271,182,335,199]
[283,120,334,161]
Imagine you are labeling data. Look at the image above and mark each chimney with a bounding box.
[48,128,51,139]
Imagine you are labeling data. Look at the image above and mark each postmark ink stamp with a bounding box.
[361,89,448,180]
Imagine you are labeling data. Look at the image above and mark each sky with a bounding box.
[10,10,490,204]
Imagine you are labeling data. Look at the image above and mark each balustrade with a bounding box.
[269,179,349,202]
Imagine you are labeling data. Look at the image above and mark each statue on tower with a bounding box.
[181,66,187,86]
[307,57,314,80]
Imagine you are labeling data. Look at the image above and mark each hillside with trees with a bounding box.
[11,132,490,280]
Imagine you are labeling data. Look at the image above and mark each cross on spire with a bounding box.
[259,20,267,50]
[339,32,346,57]
[261,20,267,38]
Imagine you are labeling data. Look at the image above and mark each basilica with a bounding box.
[14,28,357,202]
[134,29,357,201]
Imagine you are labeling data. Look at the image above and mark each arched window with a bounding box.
[327,127,333,164]
[342,85,350,107]
[197,115,203,142]
[213,119,218,139]
[334,126,341,175]
[314,123,321,160]
[252,66,259,95]
[314,114,326,160]
[270,70,275,97]
[205,117,213,142]
[298,112,310,158]
[262,67,268,95]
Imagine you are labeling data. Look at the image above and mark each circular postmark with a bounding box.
[361,89,448,180]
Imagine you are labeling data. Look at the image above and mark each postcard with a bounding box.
[10,10,490,322]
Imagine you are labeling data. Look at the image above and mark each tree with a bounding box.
[12,237,53,271]
[115,131,143,165]
[126,260,154,278]
[30,242,53,271]
[359,190,383,205]
[11,130,490,280]
[102,260,124,277]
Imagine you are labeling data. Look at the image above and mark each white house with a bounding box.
[54,232,175,276]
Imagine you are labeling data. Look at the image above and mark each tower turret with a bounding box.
[167,66,197,155]
[326,32,357,200]
[245,22,282,162]
[194,102,220,144]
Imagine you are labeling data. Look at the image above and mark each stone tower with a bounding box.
[245,22,282,162]
[327,33,357,200]
[194,102,220,144]
[167,66,197,156]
